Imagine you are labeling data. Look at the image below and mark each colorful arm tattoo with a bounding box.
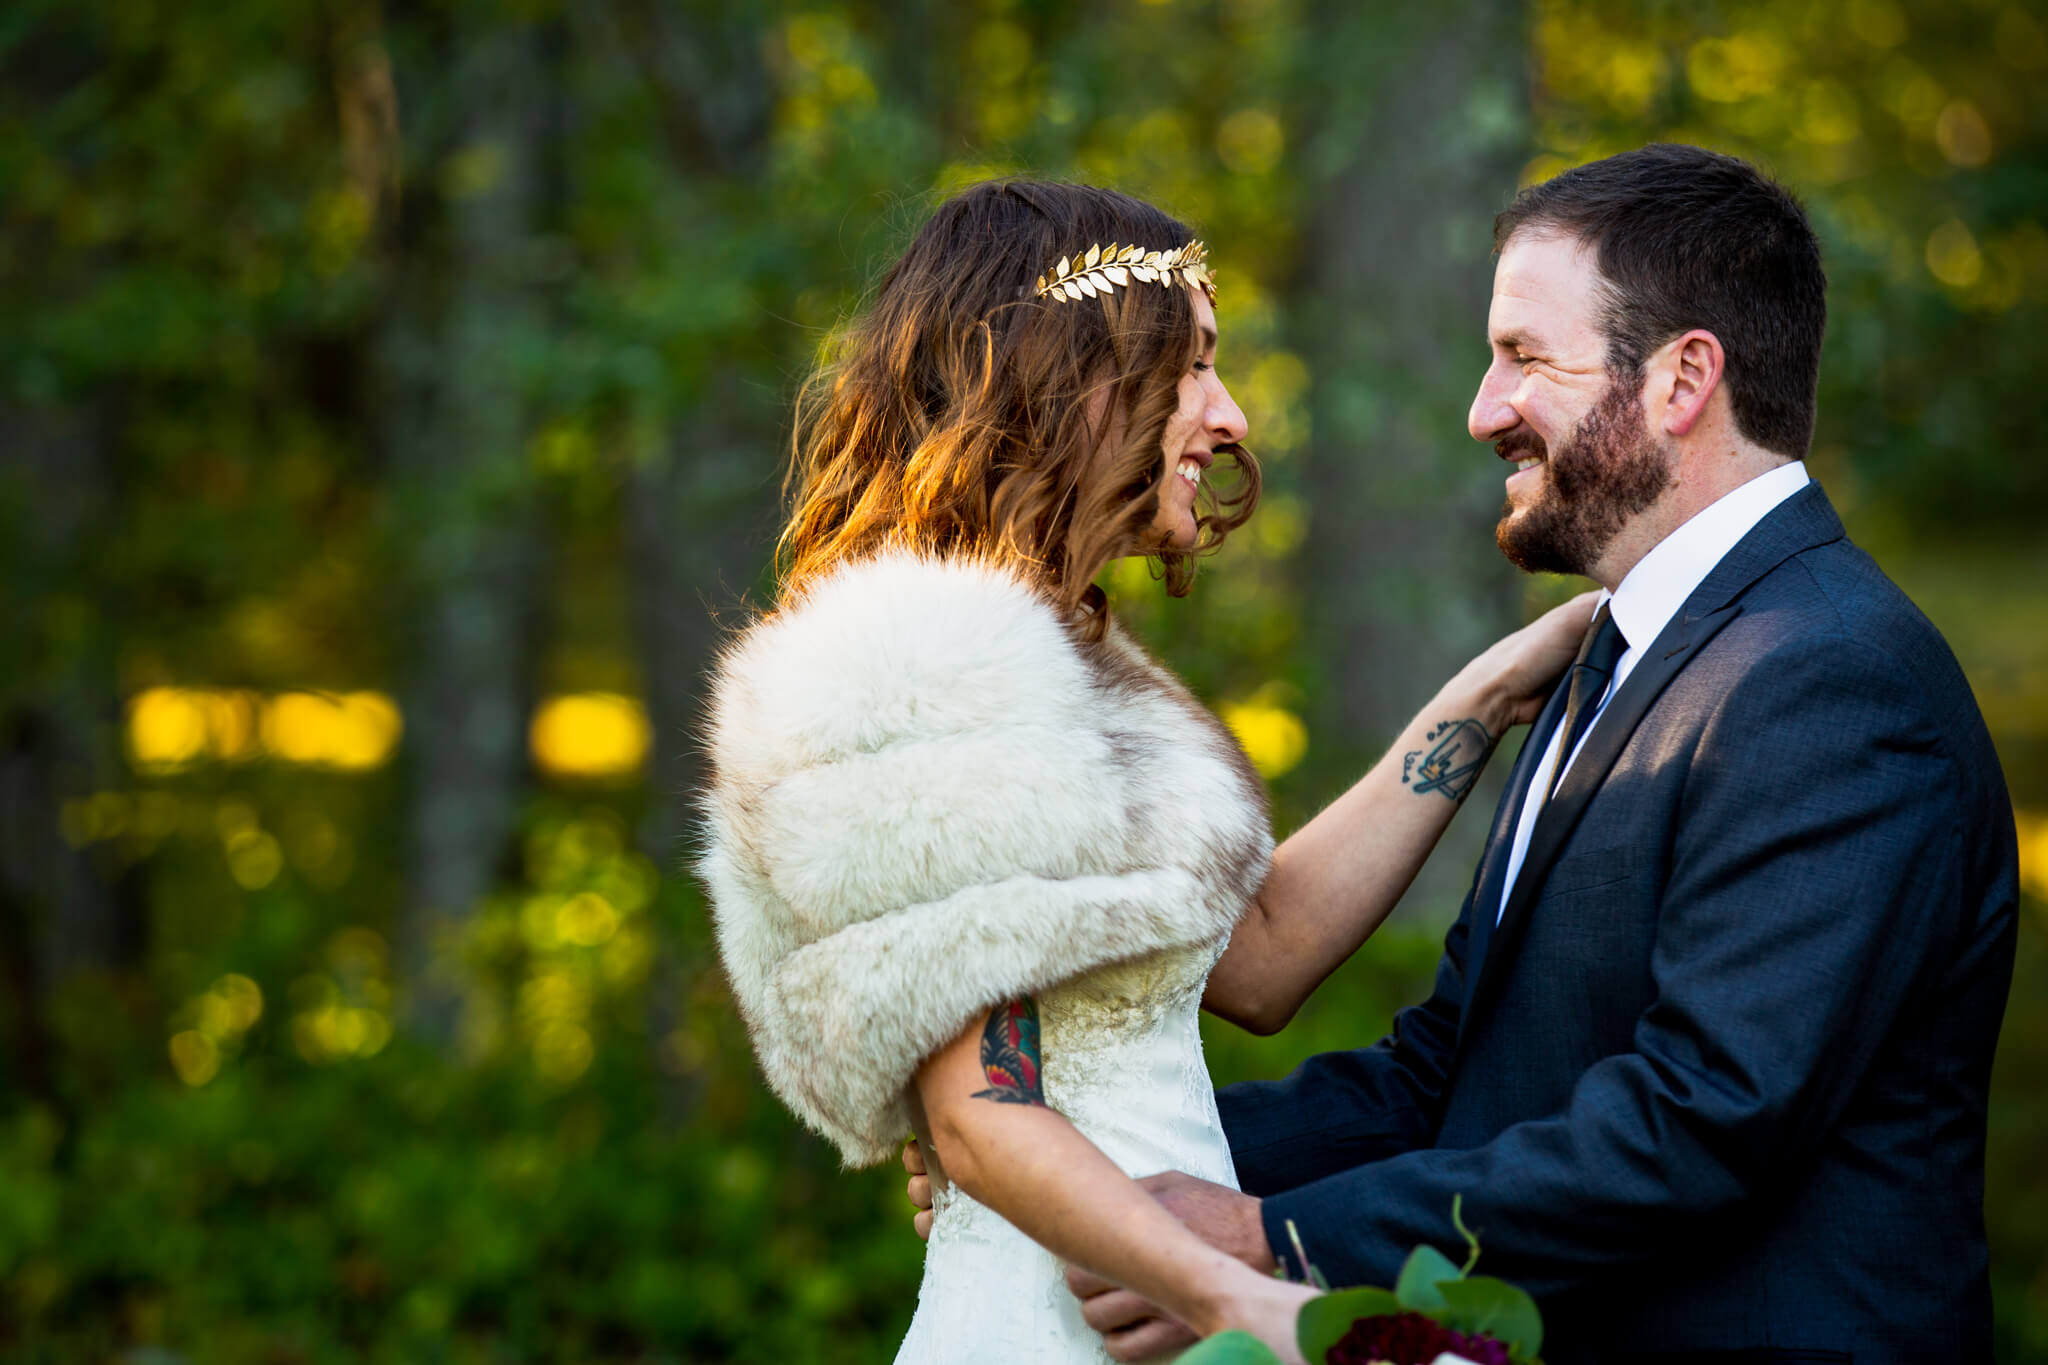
[970,997,1046,1106]
[1400,717,1496,803]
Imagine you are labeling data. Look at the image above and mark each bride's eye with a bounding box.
[1192,360,1214,373]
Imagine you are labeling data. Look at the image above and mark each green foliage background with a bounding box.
[3,1,2046,1361]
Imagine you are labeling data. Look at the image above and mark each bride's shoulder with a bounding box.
[705,551,1092,774]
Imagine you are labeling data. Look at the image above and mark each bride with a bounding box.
[697,179,1589,1361]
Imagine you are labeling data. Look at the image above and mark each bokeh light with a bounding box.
[1222,687,1310,779]
[128,687,403,772]
[529,693,652,780]
[2017,809,2048,908]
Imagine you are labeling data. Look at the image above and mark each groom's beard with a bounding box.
[1494,375,1675,578]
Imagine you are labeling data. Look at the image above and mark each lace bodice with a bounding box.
[895,935,1239,1363]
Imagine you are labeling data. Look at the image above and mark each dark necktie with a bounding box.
[1546,602,1628,802]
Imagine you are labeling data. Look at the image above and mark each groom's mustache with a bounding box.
[1496,431,1548,462]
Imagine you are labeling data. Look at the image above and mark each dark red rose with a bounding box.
[1323,1310,1512,1365]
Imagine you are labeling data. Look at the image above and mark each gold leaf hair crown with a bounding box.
[1035,240,1214,303]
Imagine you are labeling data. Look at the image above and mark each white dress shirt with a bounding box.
[1496,460,1811,922]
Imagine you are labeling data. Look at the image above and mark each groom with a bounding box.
[965,145,2016,1363]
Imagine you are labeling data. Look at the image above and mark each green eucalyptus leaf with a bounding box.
[1296,1286,1403,1361]
[1175,1329,1287,1364]
[1435,1276,1544,1359]
[1393,1243,1463,1310]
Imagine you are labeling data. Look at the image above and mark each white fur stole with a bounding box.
[697,552,1272,1167]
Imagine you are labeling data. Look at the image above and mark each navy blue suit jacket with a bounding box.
[1219,485,2018,1364]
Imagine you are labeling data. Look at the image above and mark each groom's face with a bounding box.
[1470,232,1674,579]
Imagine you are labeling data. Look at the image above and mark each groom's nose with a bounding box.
[1468,359,1520,444]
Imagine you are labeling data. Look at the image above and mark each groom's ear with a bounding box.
[1649,328,1725,439]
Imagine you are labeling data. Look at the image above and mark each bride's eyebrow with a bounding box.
[1198,323,1218,353]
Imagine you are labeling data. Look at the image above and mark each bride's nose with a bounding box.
[1208,374,1249,445]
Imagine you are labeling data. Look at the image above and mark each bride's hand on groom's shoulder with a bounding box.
[902,1139,933,1241]
[1459,589,1602,730]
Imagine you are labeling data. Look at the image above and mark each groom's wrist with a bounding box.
[1234,1194,1278,1274]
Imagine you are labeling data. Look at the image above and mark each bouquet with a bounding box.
[1180,1198,1543,1365]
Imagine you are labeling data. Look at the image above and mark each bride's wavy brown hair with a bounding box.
[778,179,1259,636]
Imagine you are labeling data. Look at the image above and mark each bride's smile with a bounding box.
[1148,289,1246,552]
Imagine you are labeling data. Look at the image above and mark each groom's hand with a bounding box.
[1133,1170,1276,1270]
[1064,1171,1277,1362]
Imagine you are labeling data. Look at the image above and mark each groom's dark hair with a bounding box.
[1495,143,1826,460]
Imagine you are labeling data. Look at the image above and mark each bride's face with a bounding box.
[1147,289,1248,552]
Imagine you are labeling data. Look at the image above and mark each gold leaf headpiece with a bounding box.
[1035,240,1214,304]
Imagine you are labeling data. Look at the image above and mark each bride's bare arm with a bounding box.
[911,999,1313,1358]
[1204,592,1598,1036]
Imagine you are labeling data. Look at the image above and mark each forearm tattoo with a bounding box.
[1400,718,1496,803]
[970,998,1046,1106]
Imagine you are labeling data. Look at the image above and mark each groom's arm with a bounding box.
[1253,636,1975,1292]
[1218,884,1475,1195]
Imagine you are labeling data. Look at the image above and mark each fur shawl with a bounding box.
[697,552,1273,1167]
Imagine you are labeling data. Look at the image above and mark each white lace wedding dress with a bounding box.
[895,936,1241,1363]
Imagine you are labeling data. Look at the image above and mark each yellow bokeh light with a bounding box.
[518,968,589,1029]
[262,691,403,770]
[1216,109,1284,177]
[556,892,620,947]
[126,687,402,772]
[129,688,208,769]
[169,1030,220,1086]
[203,690,264,761]
[1797,81,1862,146]
[1927,220,1984,289]
[292,1003,391,1064]
[1686,33,1785,104]
[333,693,403,769]
[2017,809,2048,906]
[225,828,284,890]
[533,1021,594,1083]
[1601,46,1663,116]
[197,974,265,1039]
[1221,690,1309,780]
[529,693,651,780]
[261,693,325,762]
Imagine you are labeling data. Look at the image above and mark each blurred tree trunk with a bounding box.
[382,17,555,1046]
[1287,0,1532,918]
[585,0,782,1116]
[0,402,140,1103]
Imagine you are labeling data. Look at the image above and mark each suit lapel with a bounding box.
[1454,481,1849,1044]
[1460,602,1742,1038]
[1459,678,1570,1031]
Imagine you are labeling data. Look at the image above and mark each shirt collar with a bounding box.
[1603,461,1810,653]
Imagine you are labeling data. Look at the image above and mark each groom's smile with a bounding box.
[1471,232,1676,584]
